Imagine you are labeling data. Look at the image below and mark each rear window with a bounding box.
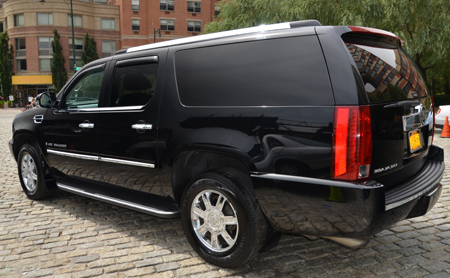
[346,43,429,103]
[175,36,333,106]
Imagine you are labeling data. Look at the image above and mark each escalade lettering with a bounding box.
[374,163,398,174]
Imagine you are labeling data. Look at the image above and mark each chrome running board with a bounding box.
[56,181,180,218]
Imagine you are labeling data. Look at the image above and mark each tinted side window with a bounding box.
[64,68,104,109]
[175,36,333,106]
[110,63,158,107]
[346,44,429,103]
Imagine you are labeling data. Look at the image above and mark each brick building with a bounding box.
[0,0,220,105]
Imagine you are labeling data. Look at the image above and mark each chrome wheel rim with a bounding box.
[21,153,38,192]
[191,189,239,252]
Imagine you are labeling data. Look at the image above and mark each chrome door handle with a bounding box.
[132,123,152,130]
[79,123,94,129]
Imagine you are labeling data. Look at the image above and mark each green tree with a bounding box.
[51,29,68,93]
[82,33,99,66]
[205,0,450,95]
[0,32,14,99]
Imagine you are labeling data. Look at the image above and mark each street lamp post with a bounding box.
[39,0,76,73]
[69,0,76,73]
[153,28,161,43]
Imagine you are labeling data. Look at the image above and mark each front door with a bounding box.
[43,64,107,182]
[97,55,168,196]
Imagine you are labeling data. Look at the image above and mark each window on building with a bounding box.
[160,0,174,11]
[37,13,53,25]
[69,38,83,60]
[101,18,115,30]
[14,14,24,27]
[0,22,3,33]
[39,59,52,71]
[131,0,139,11]
[187,2,201,13]
[94,0,107,3]
[79,0,89,2]
[187,20,201,32]
[68,15,82,27]
[16,37,27,71]
[160,19,174,31]
[2,1,6,8]
[132,19,140,31]
[102,40,116,57]
[215,5,221,16]
[17,59,27,71]
[15,38,26,57]
[38,37,53,55]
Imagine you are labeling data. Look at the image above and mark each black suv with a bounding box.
[9,20,445,267]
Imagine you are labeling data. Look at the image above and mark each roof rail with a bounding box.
[125,20,317,54]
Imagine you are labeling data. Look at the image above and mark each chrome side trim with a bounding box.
[47,149,155,168]
[99,157,155,168]
[47,149,98,161]
[77,106,144,112]
[127,22,292,53]
[385,172,444,211]
[251,173,383,189]
[57,183,178,217]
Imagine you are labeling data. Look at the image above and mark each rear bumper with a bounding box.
[252,145,444,238]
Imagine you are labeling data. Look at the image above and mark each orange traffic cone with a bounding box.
[442,116,450,138]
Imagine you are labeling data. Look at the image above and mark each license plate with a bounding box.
[409,130,422,153]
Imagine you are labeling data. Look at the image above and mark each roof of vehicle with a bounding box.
[120,20,322,54]
[115,20,404,56]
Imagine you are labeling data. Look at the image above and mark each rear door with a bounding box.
[97,52,168,195]
[343,35,434,188]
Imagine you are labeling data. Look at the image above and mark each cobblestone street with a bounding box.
[1,108,450,278]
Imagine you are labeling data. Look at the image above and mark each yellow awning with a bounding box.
[12,75,53,85]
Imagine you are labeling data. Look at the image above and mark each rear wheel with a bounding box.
[181,168,272,267]
[18,144,54,200]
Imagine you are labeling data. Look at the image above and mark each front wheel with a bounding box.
[181,168,271,267]
[17,144,54,200]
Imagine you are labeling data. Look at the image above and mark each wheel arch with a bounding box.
[171,146,256,204]
[12,132,44,161]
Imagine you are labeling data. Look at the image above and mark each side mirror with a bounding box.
[37,92,56,108]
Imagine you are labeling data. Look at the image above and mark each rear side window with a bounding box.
[346,44,429,103]
[110,63,158,107]
[175,36,333,106]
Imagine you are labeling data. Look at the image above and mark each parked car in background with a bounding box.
[436,105,450,128]
[9,20,445,268]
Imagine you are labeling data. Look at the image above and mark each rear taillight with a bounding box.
[437,108,441,114]
[332,106,372,181]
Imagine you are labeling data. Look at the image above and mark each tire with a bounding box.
[181,168,272,267]
[17,144,54,200]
